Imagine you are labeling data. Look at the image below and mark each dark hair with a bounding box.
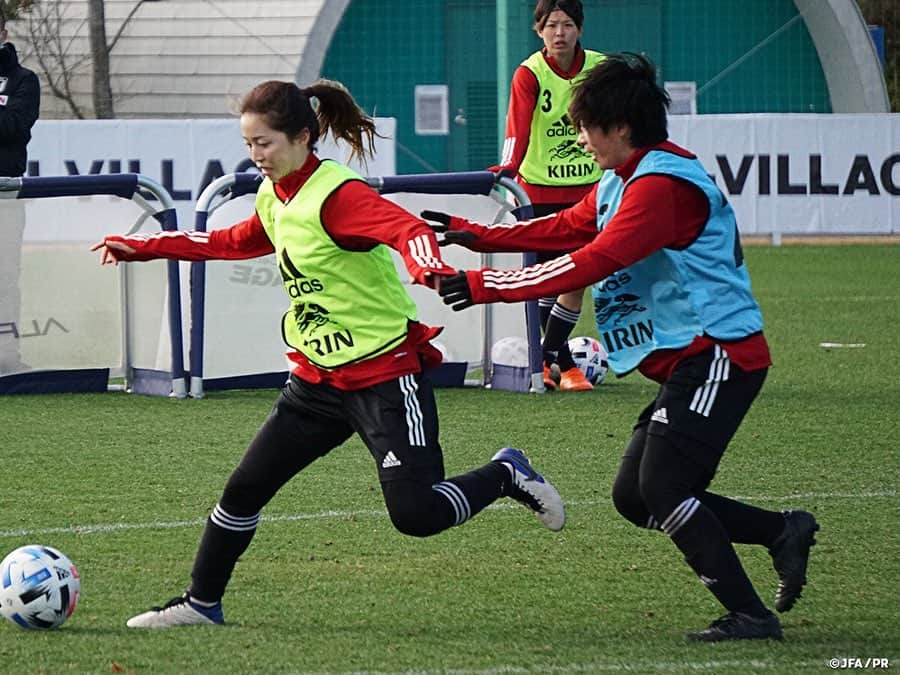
[533,0,583,30]
[568,52,670,148]
[239,79,378,163]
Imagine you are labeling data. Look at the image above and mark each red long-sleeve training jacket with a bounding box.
[101,154,457,390]
[454,141,771,383]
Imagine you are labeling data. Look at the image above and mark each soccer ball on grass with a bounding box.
[0,545,80,629]
[568,336,609,385]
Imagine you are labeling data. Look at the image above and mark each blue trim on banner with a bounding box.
[427,362,468,388]
[202,365,469,392]
[378,171,496,196]
[18,174,138,199]
[212,171,497,197]
[203,372,291,391]
[0,369,109,395]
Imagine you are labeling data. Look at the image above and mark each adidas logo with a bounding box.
[699,575,718,587]
[651,407,669,424]
[381,451,402,469]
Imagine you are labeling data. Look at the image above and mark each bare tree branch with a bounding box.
[25,1,89,119]
[17,0,150,119]
[108,0,147,52]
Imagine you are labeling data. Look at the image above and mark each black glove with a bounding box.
[420,210,479,247]
[438,272,474,311]
[420,209,451,232]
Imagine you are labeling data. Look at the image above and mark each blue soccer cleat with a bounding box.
[492,447,565,531]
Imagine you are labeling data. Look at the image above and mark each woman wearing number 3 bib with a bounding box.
[491,0,605,391]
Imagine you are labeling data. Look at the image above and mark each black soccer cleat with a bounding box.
[769,509,819,613]
[687,611,783,642]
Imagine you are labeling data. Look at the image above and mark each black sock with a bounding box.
[384,462,509,537]
[539,298,554,365]
[664,497,768,617]
[543,302,580,370]
[699,492,786,547]
[441,461,510,512]
[189,504,259,603]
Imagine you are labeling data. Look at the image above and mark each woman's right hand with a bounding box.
[90,237,136,266]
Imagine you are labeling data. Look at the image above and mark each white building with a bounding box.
[7,0,887,123]
[10,0,347,118]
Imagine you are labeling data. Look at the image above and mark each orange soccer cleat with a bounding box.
[559,366,594,391]
[542,364,558,390]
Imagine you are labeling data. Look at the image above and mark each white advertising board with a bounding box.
[668,114,899,235]
[26,117,397,232]
[25,114,898,236]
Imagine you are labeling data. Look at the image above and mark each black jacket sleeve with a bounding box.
[0,43,41,176]
[0,69,40,143]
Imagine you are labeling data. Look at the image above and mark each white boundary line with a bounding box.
[305,659,829,674]
[0,490,895,539]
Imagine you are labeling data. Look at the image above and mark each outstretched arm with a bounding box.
[91,213,275,265]
[438,173,712,309]
[421,186,600,253]
[439,241,621,310]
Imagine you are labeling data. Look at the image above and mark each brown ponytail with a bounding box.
[302,80,378,164]
[239,79,379,164]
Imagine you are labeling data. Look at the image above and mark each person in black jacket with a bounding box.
[0,8,39,177]
[0,7,40,373]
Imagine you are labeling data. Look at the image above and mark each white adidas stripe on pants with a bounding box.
[399,374,426,447]
[689,344,731,418]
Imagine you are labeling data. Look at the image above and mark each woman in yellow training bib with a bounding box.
[491,0,604,391]
[92,79,566,628]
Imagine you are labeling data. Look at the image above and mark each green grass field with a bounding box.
[0,245,898,674]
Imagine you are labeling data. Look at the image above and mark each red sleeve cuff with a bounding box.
[466,269,494,305]
[110,235,157,261]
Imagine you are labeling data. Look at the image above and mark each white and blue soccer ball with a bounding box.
[0,545,80,630]
[568,336,609,385]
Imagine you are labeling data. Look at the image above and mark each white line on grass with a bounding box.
[764,294,898,302]
[304,659,826,674]
[731,489,898,502]
[0,509,387,538]
[0,489,895,539]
